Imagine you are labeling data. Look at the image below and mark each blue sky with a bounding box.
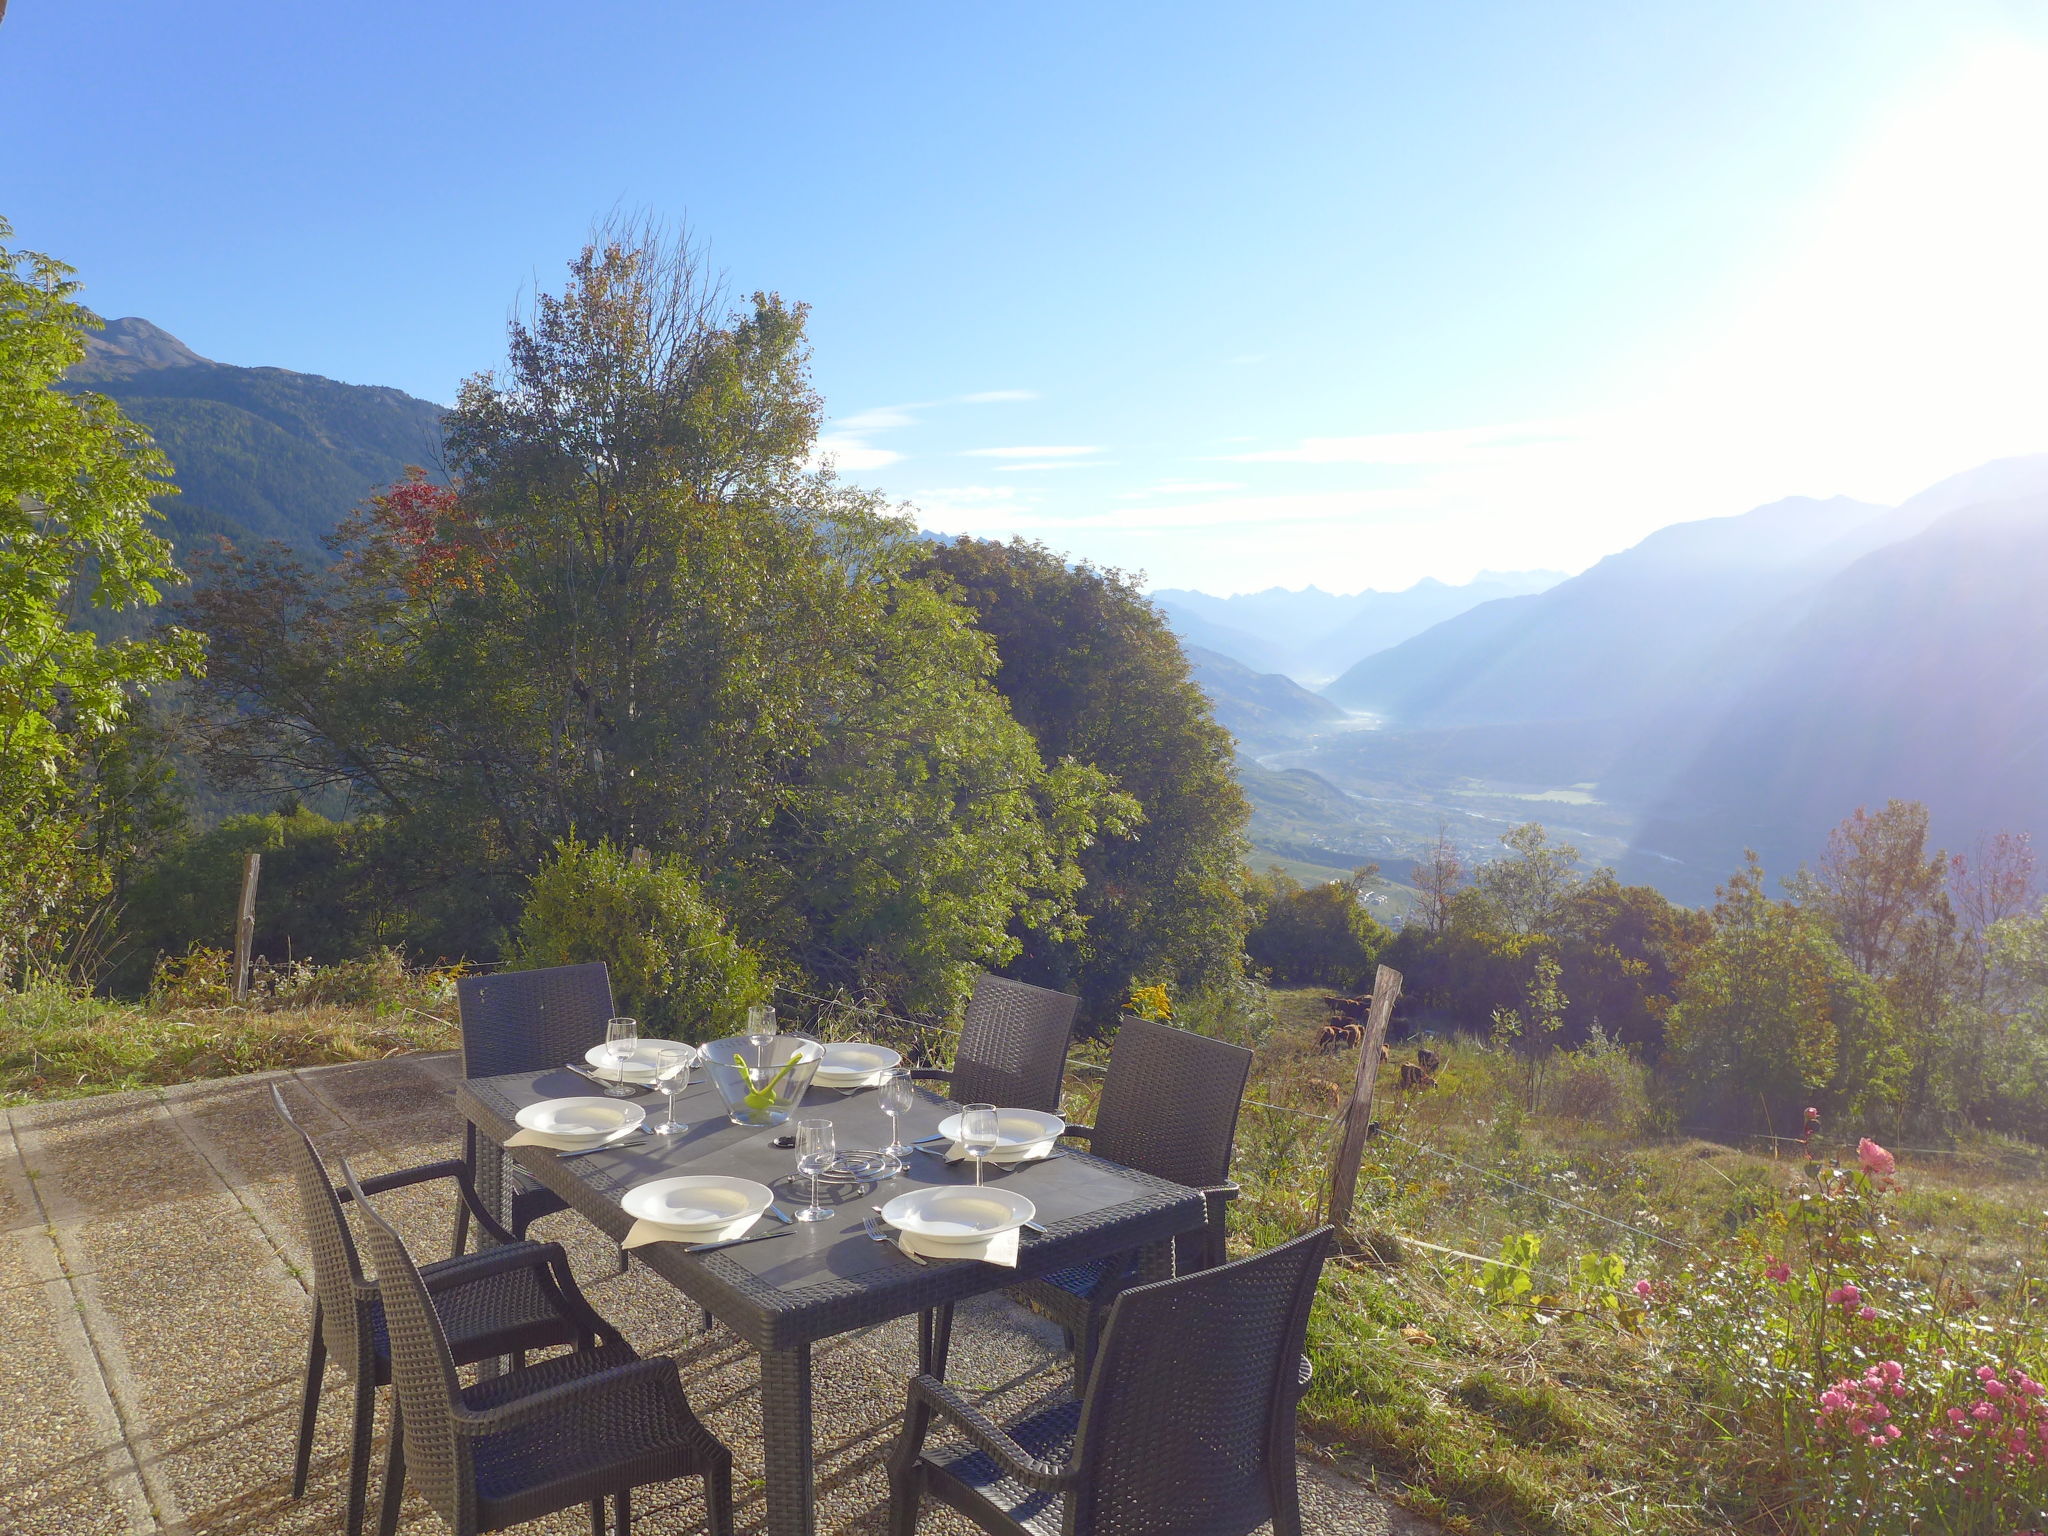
[6,2,2047,592]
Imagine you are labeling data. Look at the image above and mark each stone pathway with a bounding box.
[0,1055,1436,1535]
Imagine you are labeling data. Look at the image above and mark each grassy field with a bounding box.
[9,971,2047,1533]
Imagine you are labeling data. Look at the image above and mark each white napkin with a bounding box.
[506,1124,641,1151]
[897,1227,1022,1266]
[622,1212,762,1249]
[944,1137,1057,1166]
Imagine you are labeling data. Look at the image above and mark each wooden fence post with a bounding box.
[232,852,261,1003]
[1327,963,1402,1231]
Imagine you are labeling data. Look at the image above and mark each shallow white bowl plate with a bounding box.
[621,1175,775,1231]
[514,1096,645,1142]
[813,1042,904,1084]
[935,1108,1065,1148]
[881,1186,1036,1245]
[584,1039,694,1082]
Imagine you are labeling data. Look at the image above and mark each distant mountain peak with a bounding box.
[72,317,214,381]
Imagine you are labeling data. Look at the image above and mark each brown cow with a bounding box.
[1397,1062,1438,1092]
[1415,1046,1442,1074]
[1322,993,1374,1024]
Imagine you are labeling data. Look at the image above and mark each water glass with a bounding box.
[961,1103,1000,1187]
[794,1117,835,1222]
[651,1045,695,1136]
[746,1003,778,1075]
[603,1017,640,1098]
[878,1068,914,1163]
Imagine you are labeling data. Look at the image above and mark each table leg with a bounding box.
[1135,1236,1175,1284]
[472,1129,509,1247]
[760,1343,816,1536]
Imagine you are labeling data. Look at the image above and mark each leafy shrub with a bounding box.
[509,838,769,1043]
[1547,1028,1654,1132]
[1244,868,1388,989]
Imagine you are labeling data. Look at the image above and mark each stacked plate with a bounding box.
[583,1040,695,1085]
[812,1041,903,1089]
[513,1096,646,1148]
[621,1175,776,1235]
[937,1108,1064,1162]
[880,1186,1036,1248]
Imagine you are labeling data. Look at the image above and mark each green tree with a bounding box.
[914,537,1250,1024]
[1663,856,1904,1135]
[181,223,1126,1010]
[0,220,200,981]
[1472,821,1583,936]
[1244,866,1388,990]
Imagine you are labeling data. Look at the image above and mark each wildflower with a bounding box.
[1764,1258,1792,1282]
[1858,1138,1897,1180]
[1828,1283,1862,1306]
[1633,1278,1653,1298]
[1858,1305,1878,1321]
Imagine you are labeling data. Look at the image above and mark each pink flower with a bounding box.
[1859,1305,1879,1321]
[1633,1279,1653,1298]
[1828,1283,1862,1306]
[1858,1138,1896,1179]
[1765,1258,1792,1282]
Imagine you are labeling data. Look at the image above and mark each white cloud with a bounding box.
[1220,421,1575,466]
[996,460,1113,473]
[831,406,921,433]
[1117,480,1246,499]
[961,444,1102,459]
[918,485,1017,501]
[959,389,1037,403]
[811,434,904,471]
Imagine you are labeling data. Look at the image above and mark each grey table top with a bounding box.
[457,1064,1208,1352]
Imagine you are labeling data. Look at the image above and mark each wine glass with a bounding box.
[650,1045,696,1136]
[793,1117,835,1222]
[746,1004,778,1076]
[878,1069,914,1167]
[603,1017,640,1098]
[960,1103,1000,1188]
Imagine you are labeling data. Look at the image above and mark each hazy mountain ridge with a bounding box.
[1151,569,1563,685]
[1182,645,1344,753]
[62,318,446,559]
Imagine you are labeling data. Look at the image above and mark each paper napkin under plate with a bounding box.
[943,1138,1057,1165]
[623,1212,762,1249]
[897,1227,1021,1266]
[506,1124,642,1152]
[814,1069,892,1090]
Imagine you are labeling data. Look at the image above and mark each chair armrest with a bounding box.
[421,1240,566,1295]
[906,1374,1077,1493]
[343,1157,518,1247]
[457,1355,676,1436]
[1059,1123,1095,1142]
[906,1068,954,1083]
[1198,1181,1240,1216]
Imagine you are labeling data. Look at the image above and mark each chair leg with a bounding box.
[588,1498,605,1536]
[705,1455,735,1536]
[290,1309,326,1499]
[453,1123,475,1256]
[887,1462,924,1536]
[345,1373,376,1536]
[377,1402,405,1536]
[611,1487,630,1535]
[608,1241,629,1279]
[700,1305,715,1334]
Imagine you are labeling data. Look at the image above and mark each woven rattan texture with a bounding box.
[455,963,616,1079]
[947,973,1080,1113]
[911,1228,1332,1536]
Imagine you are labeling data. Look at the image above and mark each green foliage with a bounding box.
[510,837,768,1043]
[1664,856,1906,1135]
[1244,865,1389,989]
[1473,821,1583,936]
[915,536,1251,1024]
[1477,1230,1541,1308]
[0,223,202,982]
[181,227,1129,1010]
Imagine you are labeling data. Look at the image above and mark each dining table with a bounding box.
[456,1059,1209,1536]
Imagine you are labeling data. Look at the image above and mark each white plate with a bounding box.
[621,1175,775,1231]
[514,1096,646,1142]
[935,1108,1065,1149]
[584,1039,695,1081]
[815,1042,902,1078]
[881,1186,1036,1245]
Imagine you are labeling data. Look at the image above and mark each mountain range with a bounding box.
[62,317,446,559]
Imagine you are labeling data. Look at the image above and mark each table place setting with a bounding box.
[619,1173,784,1250]
[506,1095,648,1150]
[809,1040,903,1090]
[925,1106,1065,1166]
[874,1186,1036,1266]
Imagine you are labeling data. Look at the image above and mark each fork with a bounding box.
[864,1214,928,1263]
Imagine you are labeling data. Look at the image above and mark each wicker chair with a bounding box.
[909,972,1079,1113]
[340,1156,734,1536]
[453,962,619,1257]
[887,1226,1333,1536]
[273,1086,606,1536]
[1013,1017,1253,1379]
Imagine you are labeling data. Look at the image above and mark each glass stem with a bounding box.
[810,1171,821,1213]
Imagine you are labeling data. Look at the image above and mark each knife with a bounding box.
[558,1134,650,1159]
[564,1062,647,1093]
[685,1229,794,1254]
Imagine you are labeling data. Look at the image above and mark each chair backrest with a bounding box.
[456,962,616,1080]
[271,1084,372,1367]
[949,972,1078,1111]
[341,1156,472,1532]
[1089,1018,1252,1191]
[1069,1226,1332,1536]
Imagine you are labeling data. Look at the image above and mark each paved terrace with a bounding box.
[0,1053,1434,1535]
